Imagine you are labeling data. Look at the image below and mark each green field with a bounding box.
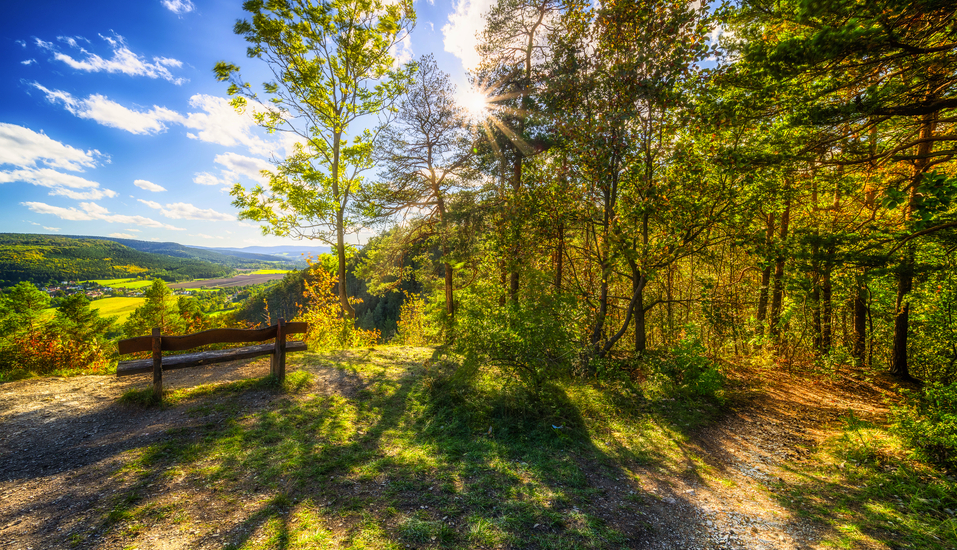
[89,297,146,323]
[84,278,154,289]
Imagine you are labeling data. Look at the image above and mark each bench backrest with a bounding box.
[118,322,308,355]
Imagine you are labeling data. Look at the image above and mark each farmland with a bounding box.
[168,272,290,289]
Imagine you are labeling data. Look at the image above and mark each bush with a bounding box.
[453,278,584,392]
[644,333,725,401]
[300,259,379,350]
[891,382,957,470]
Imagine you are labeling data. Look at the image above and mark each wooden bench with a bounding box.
[117,318,308,397]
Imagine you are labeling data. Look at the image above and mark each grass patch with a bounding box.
[776,412,957,549]
[98,347,724,549]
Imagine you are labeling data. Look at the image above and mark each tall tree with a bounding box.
[362,55,475,318]
[217,0,416,319]
[475,0,563,301]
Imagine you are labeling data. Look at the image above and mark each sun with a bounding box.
[457,88,489,121]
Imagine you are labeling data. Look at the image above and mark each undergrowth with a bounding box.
[776,410,957,549]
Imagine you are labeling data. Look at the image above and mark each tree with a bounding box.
[474,0,564,301]
[362,54,475,318]
[217,0,416,319]
[545,0,723,357]
[123,280,184,337]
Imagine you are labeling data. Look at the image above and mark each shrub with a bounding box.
[453,278,584,392]
[891,382,957,470]
[644,333,725,402]
[300,259,379,350]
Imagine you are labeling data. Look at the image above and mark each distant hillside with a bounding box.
[64,235,290,266]
[0,234,236,287]
[200,244,332,258]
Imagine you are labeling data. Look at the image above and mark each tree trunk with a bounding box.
[508,156,522,302]
[852,274,868,366]
[336,212,355,319]
[554,222,564,292]
[770,202,790,341]
[821,264,833,354]
[891,109,936,379]
[634,273,647,354]
[756,213,774,338]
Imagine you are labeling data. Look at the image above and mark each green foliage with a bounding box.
[393,292,434,346]
[453,278,584,391]
[0,283,114,378]
[891,382,957,469]
[123,280,186,337]
[642,334,725,402]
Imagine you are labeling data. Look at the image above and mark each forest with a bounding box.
[217,0,956,385]
[3,0,957,548]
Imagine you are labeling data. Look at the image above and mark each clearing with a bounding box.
[0,349,953,549]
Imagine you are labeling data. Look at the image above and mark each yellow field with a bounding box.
[89,297,146,323]
[248,269,293,275]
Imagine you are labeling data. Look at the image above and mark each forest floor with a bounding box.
[1,347,954,550]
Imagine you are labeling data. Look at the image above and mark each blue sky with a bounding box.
[0,0,493,248]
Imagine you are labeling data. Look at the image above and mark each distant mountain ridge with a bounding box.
[197,244,333,258]
[65,235,288,264]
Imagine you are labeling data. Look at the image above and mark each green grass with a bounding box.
[90,297,146,323]
[774,412,957,549]
[100,347,722,549]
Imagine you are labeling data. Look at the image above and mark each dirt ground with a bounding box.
[0,356,903,549]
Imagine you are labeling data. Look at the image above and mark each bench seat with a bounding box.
[117,340,308,376]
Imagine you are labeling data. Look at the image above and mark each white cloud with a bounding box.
[43,226,60,232]
[134,179,166,192]
[160,202,234,221]
[0,122,98,171]
[391,32,414,66]
[181,94,273,155]
[15,39,26,48]
[193,172,227,186]
[23,201,185,229]
[21,59,36,66]
[138,199,162,209]
[125,228,141,232]
[162,0,195,14]
[38,33,187,84]
[443,0,496,70]
[138,198,233,221]
[194,233,224,240]
[214,152,273,183]
[0,124,117,200]
[109,232,137,238]
[30,88,286,158]
[32,83,183,135]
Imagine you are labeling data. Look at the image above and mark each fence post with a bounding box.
[272,318,286,382]
[152,327,163,399]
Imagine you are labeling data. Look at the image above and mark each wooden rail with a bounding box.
[116,319,308,397]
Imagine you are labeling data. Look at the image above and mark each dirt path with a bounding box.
[0,358,899,549]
